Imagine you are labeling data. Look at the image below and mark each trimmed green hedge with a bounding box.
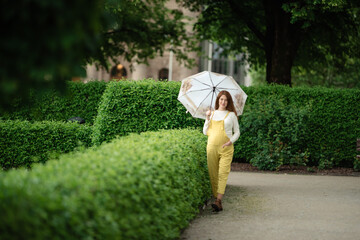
[0,129,211,239]
[0,81,107,124]
[238,85,360,169]
[0,120,92,170]
[92,80,360,169]
[92,80,202,145]
[3,80,359,170]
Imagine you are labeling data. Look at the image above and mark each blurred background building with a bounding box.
[85,0,252,86]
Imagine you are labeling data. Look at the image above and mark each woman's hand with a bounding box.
[206,110,211,120]
[222,141,232,148]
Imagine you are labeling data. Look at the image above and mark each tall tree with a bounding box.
[0,0,105,110]
[88,0,197,70]
[0,0,195,110]
[180,0,360,86]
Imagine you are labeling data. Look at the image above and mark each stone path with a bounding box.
[180,172,360,240]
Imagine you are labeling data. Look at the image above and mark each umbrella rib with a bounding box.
[178,87,212,99]
[209,90,215,111]
[192,78,213,88]
[214,76,228,87]
[208,71,215,87]
[217,87,240,91]
[210,87,221,109]
[193,90,213,116]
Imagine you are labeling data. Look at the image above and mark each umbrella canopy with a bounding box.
[178,71,247,119]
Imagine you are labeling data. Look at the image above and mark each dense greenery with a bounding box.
[250,62,360,89]
[238,85,360,170]
[2,80,359,170]
[1,81,107,124]
[0,0,105,110]
[0,120,92,170]
[181,0,360,86]
[92,80,360,169]
[0,129,211,239]
[242,96,310,171]
[91,0,197,69]
[92,80,203,145]
[1,0,197,110]
[354,155,360,171]
[291,57,360,88]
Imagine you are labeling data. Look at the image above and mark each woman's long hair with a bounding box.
[215,90,238,116]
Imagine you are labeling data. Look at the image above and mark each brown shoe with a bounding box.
[211,199,223,212]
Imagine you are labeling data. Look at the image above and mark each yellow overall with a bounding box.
[206,111,234,197]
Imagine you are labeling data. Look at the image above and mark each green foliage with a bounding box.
[92,80,202,145]
[249,61,360,89]
[92,80,360,169]
[237,85,360,170]
[0,129,211,239]
[302,87,360,168]
[181,0,360,85]
[0,0,105,110]
[3,80,359,170]
[243,96,310,171]
[0,120,92,170]
[89,0,198,70]
[248,66,267,86]
[291,57,360,88]
[354,157,360,171]
[1,81,107,124]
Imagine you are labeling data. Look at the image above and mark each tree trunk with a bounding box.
[264,0,302,86]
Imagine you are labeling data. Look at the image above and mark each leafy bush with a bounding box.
[237,85,360,169]
[3,80,360,170]
[0,0,104,111]
[91,81,359,169]
[354,156,360,171]
[0,120,92,170]
[243,97,310,170]
[0,129,211,240]
[92,80,202,145]
[1,81,107,124]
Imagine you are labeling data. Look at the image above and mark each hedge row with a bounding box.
[92,81,360,169]
[2,80,359,170]
[0,129,211,240]
[0,120,92,170]
[0,81,107,124]
[92,80,202,145]
[238,85,360,170]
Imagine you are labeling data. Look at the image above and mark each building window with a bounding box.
[110,64,127,80]
[158,68,169,81]
[200,41,246,85]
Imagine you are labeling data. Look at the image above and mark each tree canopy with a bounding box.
[3,0,359,111]
[181,0,360,86]
[0,0,105,110]
[89,0,197,70]
[0,0,195,110]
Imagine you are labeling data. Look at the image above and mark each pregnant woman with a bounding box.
[203,90,240,212]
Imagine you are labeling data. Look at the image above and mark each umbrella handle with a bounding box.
[209,89,215,111]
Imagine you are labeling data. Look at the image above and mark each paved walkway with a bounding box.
[180,172,360,240]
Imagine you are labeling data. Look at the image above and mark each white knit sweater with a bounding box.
[203,110,240,143]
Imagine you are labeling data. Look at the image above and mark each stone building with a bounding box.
[84,1,252,86]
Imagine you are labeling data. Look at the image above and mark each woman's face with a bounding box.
[219,94,228,109]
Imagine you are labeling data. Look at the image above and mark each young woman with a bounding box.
[203,90,240,212]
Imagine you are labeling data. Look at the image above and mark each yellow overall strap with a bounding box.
[210,111,215,121]
[223,111,230,120]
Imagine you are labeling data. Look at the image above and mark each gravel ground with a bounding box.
[180,171,360,240]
